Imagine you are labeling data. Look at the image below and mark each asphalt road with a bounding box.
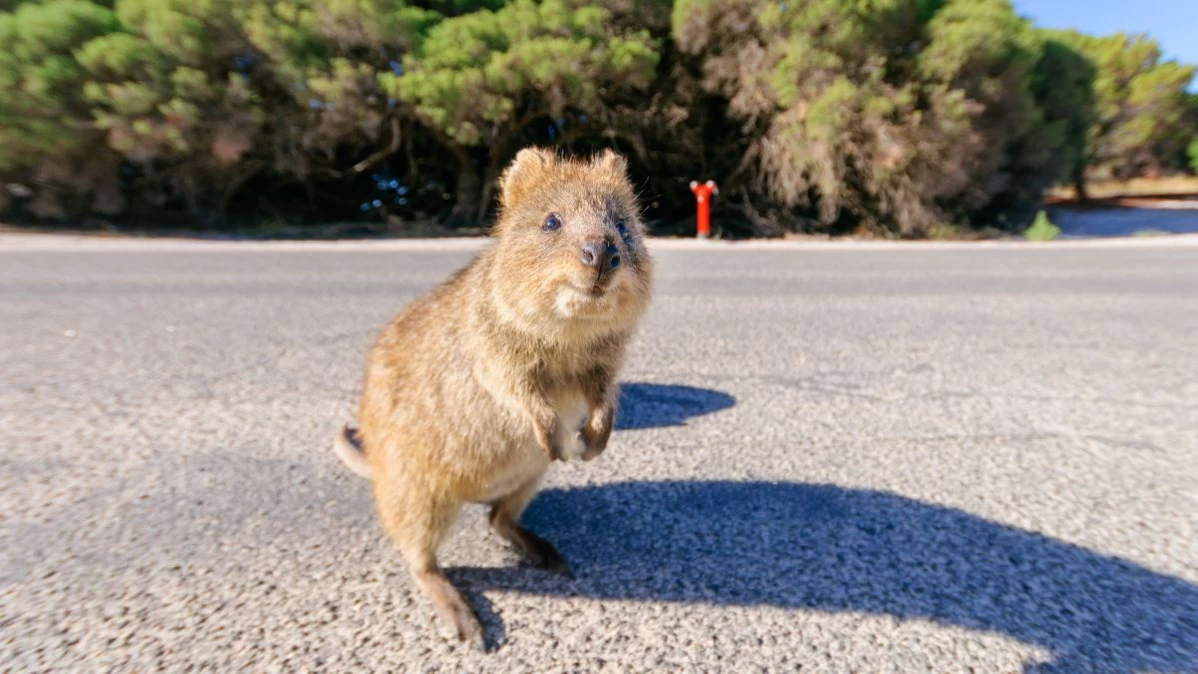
[2,236,1196,673]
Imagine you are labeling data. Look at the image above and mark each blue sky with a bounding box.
[1014,0,1198,70]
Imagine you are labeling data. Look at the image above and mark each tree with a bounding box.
[79,0,437,220]
[381,0,659,222]
[1032,31,1097,199]
[0,0,1192,233]
[671,0,1070,236]
[0,0,124,217]
[1185,93,1198,173]
[1051,31,1195,182]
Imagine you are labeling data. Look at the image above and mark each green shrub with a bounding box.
[1025,210,1061,241]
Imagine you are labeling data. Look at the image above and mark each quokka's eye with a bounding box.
[543,213,561,232]
[617,221,628,239]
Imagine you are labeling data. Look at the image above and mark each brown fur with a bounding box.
[334,147,653,649]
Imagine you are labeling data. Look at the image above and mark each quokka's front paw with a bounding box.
[534,426,566,462]
[542,438,574,462]
[579,426,610,461]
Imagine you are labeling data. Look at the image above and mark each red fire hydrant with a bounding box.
[689,180,718,239]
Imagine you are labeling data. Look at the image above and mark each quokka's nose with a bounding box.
[580,241,621,272]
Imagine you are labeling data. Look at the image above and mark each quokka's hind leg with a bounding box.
[488,473,572,578]
[375,482,483,649]
[409,558,484,650]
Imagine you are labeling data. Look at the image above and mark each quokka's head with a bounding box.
[488,147,653,334]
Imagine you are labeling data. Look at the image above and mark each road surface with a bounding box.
[3,236,1196,672]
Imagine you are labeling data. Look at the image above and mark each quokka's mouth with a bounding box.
[565,269,624,304]
[569,283,608,299]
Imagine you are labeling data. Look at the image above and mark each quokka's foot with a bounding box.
[414,568,486,652]
[444,593,485,651]
[519,528,573,579]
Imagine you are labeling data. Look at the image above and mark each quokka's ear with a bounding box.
[592,148,628,178]
[500,147,556,207]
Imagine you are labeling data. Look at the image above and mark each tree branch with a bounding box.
[352,117,401,174]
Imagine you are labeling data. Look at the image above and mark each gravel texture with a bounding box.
[2,236,1196,673]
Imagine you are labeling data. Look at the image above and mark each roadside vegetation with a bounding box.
[1048,175,1198,201]
[1,0,1194,238]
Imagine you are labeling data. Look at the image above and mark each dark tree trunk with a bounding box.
[215,161,264,221]
[1072,167,1089,202]
[476,154,504,222]
[449,149,481,227]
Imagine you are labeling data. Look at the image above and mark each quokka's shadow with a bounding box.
[456,481,1198,672]
[614,383,736,430]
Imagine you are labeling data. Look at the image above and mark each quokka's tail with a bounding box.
[333,423,372,479]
